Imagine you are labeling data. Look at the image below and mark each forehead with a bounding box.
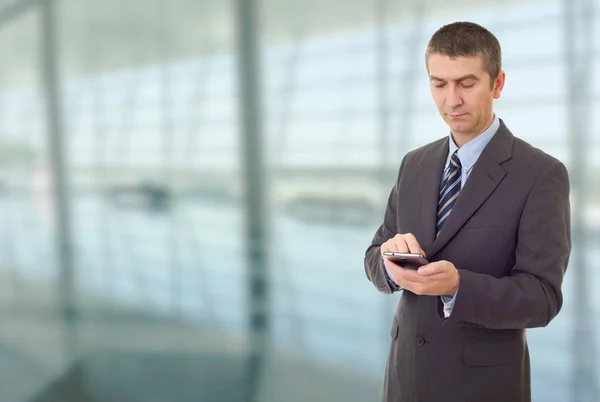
[427,53,486,80]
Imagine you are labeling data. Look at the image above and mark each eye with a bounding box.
[434,83,446,88]
[461,82,475,88]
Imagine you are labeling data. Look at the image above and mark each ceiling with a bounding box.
[0,0,539,89]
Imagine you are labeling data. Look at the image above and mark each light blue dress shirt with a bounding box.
[385,115,500,317]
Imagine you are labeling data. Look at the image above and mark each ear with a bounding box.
[493,71,506,99]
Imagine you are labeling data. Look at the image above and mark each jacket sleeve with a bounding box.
[441,160,571,329]
[364,156,407,294]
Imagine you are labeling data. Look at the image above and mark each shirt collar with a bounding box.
[445,114,500,171]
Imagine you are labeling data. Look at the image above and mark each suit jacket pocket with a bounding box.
[464,339,524,367]
[463,212,511,228]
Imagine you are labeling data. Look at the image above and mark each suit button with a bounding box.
[416,337,426,346]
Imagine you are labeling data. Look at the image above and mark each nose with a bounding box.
[446,86,462,109]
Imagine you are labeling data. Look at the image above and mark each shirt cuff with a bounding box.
[440,289,459,318]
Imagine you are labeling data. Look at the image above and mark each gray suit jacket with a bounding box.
[364,120,571,402]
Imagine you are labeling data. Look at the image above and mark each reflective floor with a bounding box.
[0,192,597,401]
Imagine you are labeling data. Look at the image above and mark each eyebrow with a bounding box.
[430,74,480,82]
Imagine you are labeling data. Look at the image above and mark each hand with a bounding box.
[383,259,460,297]
[380,233,425,256]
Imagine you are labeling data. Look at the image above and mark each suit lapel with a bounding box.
[427,119,515,259]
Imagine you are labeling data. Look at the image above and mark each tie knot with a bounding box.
[450,152,461,169]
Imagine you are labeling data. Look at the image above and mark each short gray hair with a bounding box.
[425,21,502,88]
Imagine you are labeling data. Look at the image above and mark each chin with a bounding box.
[450,123,474,136]
[445,120,464,130]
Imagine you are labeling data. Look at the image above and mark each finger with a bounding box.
[400,278,432,295]
[391,235,408,253]
[390,234,408,253]
[385,264,428,291]
[383,257,398,270]
[417,263,437,276]
[403,233,424,255]
[380,240,395,253]
[384,258,414,275]
[384,258,409,276]
[383,259,405,285]
[418,261,450,276]
[395,267,429,283]
[383,258,403,273]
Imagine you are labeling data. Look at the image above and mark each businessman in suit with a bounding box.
[364,22,571,402]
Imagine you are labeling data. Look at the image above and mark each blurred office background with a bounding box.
[0,0,598,401]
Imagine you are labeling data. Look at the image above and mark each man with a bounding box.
[364,21,571,402]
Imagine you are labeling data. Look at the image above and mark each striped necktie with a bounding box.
[437,151,462,236]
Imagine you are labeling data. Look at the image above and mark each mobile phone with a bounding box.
[382,252,429,270]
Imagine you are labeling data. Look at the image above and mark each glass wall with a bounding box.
[0,0,597,401]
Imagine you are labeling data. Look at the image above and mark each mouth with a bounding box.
[447,113,467,118]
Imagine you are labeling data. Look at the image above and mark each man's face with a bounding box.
[427,53,505,138]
